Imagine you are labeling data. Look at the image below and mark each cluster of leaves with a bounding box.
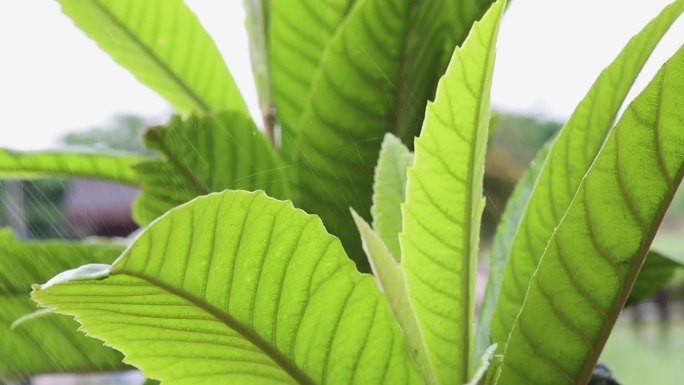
[0,0,494,380]
[1,0,683,384]
[61,114,153,155]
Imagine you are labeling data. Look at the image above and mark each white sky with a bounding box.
[0,0,682,151]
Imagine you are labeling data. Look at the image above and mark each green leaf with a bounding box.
[351,211,435,385]
[478,169,677,369]
[396,0,497,143]
[0,229,124,378]
[291,0,495,269]
[269,0,356,160]
[627,251,682,305]
[497,45,684,385]
[399,1,504,383]
[371,134,413,260]
[271,0,495,156]
[480,354,503,385]
[0,148,144,185]
[33,191,421,385]
[474,139,552,363]
[133,111,290,225]
[490,0,684,348]
[57,0,247,115]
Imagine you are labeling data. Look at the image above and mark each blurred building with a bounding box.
[64,179,138,238]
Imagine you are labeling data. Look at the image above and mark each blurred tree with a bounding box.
[61,114,152,155]
[23,179,71,239]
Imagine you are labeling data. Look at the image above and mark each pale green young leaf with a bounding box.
[132,111,290,225]
[399,1,505,384]
[497,46,684,385]
[351,211,436,385]
[491,0,684,347]
[292,0,495,269]
[0,148,144,185]
[33,191,421,385]
[465,344,497,385]
[474,139,551,362]
[371,134,413,260]
[480,355,503,385]
[57,0,247,115]
[0,230,124,378]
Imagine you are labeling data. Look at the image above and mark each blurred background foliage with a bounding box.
[60,115,151,155]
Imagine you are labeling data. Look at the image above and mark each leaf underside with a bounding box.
[498,45,684,385]
[491,0,684,348]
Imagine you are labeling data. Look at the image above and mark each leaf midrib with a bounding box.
[88,0,212,113]
[146,129,210,195]
[455,20,498,382]
[119,270,316,385]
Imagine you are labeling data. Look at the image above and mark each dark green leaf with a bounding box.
[293,0,495,270]
[133,111,290,225]
[627,251,682,305]
[269,0,356,160]
[0,229,124,378]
